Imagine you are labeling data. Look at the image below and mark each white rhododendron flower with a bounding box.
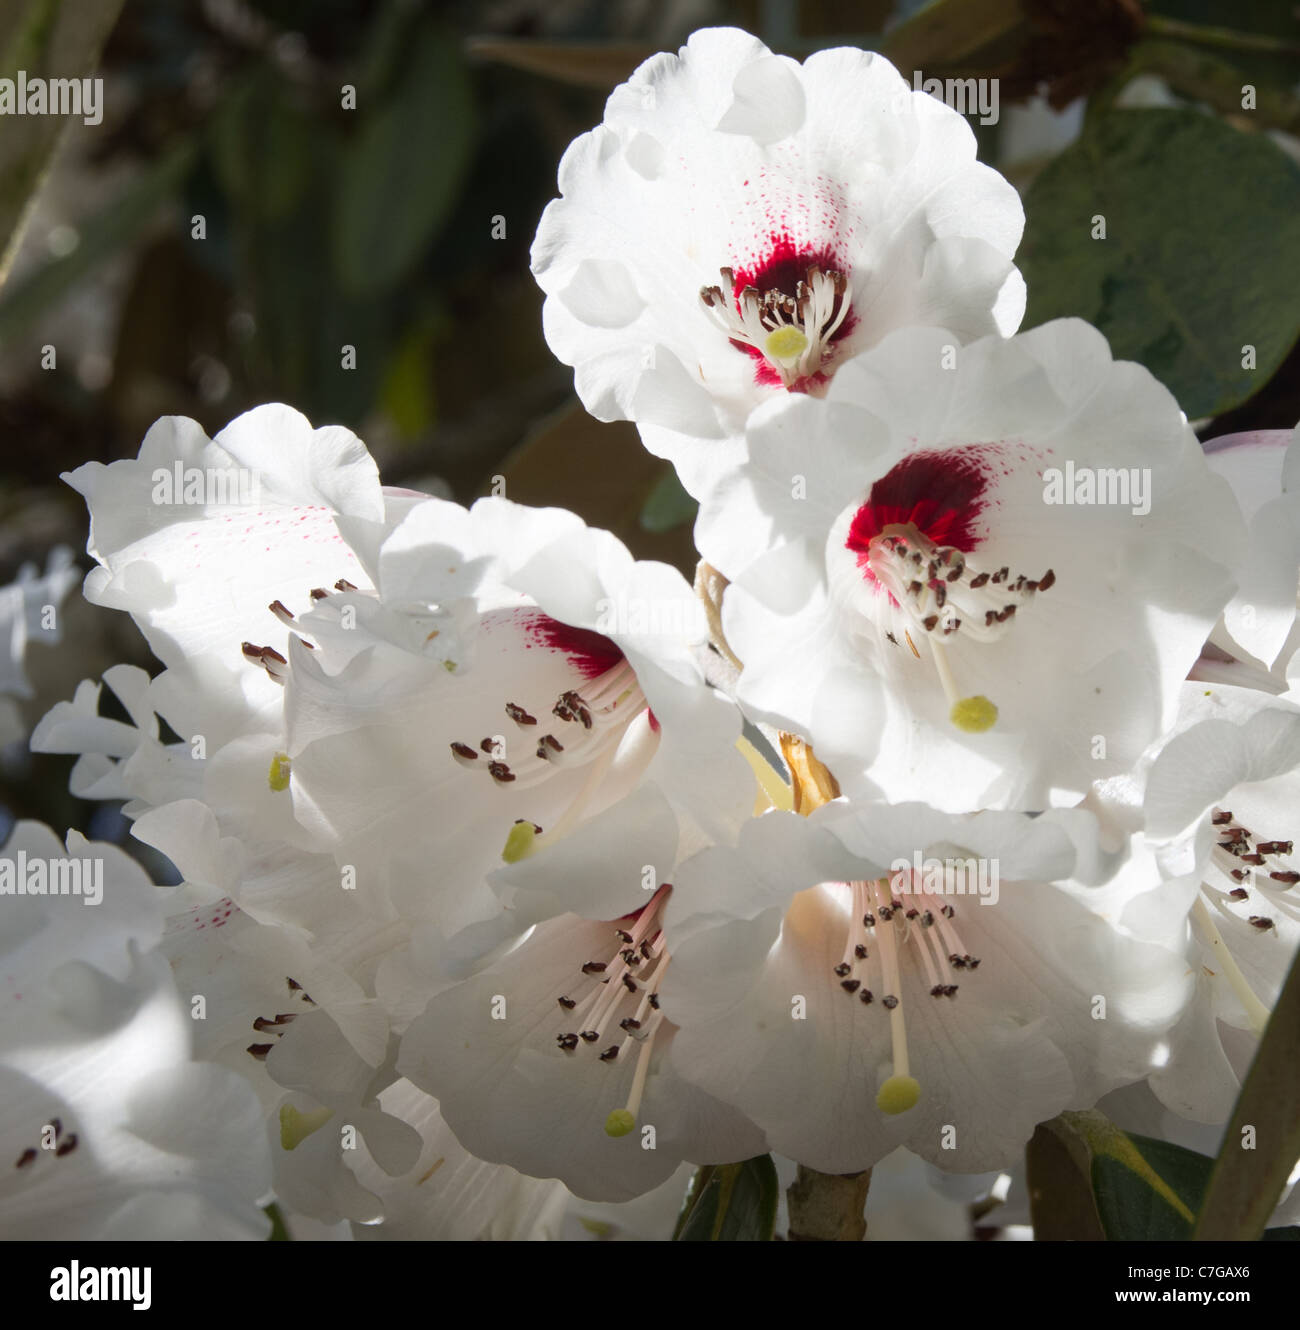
[1199,426,1300,681]
[0,546,79,745]
[532,26,1025,505]
[660,801,1189,1174]
[1111,684,1300,1122]
[715,320,1243,811]
[0,823,271,1239]
[399,890,768,1202]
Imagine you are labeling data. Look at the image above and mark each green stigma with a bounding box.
[605,1108,636,1138]
[950,695,998,733]
[279,1103,332,1150]
[502,820,539,864]
[764,326,809,364]
[876,1075,922,1116]
[268,752,292,791]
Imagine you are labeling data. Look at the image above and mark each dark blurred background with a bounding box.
[1,0,1298,863]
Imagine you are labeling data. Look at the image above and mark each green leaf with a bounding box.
[0,140,196,344]
[673,1155,778,1241]
[209,74,314,222]
[1091,1133,1211,1240]
[1030,1111,1216,1241]
[1019,108,1300,419]
[639,465,697,534]
[1193,943,1300,1239]
[331,26,476,297]
[0,0,127,283]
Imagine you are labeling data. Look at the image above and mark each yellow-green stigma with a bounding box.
[764,325,809,365]
[502,819,540,864]
[605,1108,635,1138]
[950,695,998,733]
[876,1074,921,1116]
[268,752,292,791]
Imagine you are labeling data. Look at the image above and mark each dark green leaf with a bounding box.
[209,75,314,222]
[331,27,476,297]
[1092,1134,1212,1240]
[0,140,196,344]
[1193,944,1300,1239]
[674,1155,778,1241]
[0,0,127,282]
[1020,108,1300,419]
[639,465,697,534]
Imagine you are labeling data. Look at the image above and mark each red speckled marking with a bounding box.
[847,449,992,586]
[515,610,624,681]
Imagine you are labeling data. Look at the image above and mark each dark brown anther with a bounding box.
[537,734,563,759]
[1256,840,1293,856]
[616,929,633,944]
[599,1047,619,1062]
[921,911,934,926]
[557,1033,579,1051]
[648,993,660,1010]
[942,904,955,919]
[247,1043,274,1060]
[949,954,967,969]
[622,974,638,993]
[15,1147,36,1168]
[969,572,990,589]
[1241,853,1265,866]
[505,702,537,726]
[640,939,654,960]
[309,587,329,600]
[922,615,939,632]
[260,645,287,666]
[1038,569,1056,591]
[882,995,899,1010]
[841,979,861,994]
[241,642,266,660]
[1249,916,1275,931]
[334,579,357,592]
[930,985,946,998]
[558,996,576,1009]
[1230,868,1249,882]
[581,962,607,975]
[943,985,959,998]
[621,949,638,965]
[833,962,851,977]
[579,1030,599,1043]
[967,956,980,969]
[55,1134,78,1157]
[905,908,919,920]
[1229,887,1249,900]
[859,989,873,1005]
[1270,870,1300,885]
[620,1018,642,1032]
[855,944,869,959]
[1211,809,1233,825]
[878,905,894,921]
[487,761,515,783]
[450,742,478,760]
[269,599,293,620]
[863,913,876,928]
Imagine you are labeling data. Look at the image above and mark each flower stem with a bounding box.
[786,1164,872,1241]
